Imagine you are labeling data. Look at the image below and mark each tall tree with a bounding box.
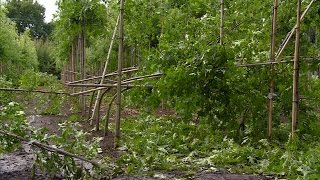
[5,0,49,38]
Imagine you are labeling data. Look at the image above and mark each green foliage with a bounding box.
[19,70,62,91]
[124,0,320,141]
[0,8,39,81]
[0,77,14,104]
[53,0,108,69]
[19,70,67,115]
[35,39,59,76]
[118,116,320,179]
[0,98,111,178]
[0,101,28,153]
[34,121,109,179]
[5,0,51,38]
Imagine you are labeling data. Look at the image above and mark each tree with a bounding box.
[0,7,38,81]
[5,0,50,38]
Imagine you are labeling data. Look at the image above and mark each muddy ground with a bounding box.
[0,105,272,179]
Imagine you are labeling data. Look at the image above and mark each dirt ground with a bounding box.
[0,104,272,179]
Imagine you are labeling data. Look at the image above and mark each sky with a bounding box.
[36,0,58,22]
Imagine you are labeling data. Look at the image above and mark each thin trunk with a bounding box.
[71,43,75,82]
[81,23,87,115]
[77,34,81,108]
[115,0,125,142]
[292,0,301,138]
[268,0,278,139]
[220,0,225,45]
[0,62,3,75]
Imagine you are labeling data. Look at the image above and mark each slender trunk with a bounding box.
[292,0,301,138]
[115,0,125,142]
[220,0,225,45]
[71,43,75,82]
[268,0,278,139]
[81,23,87,115]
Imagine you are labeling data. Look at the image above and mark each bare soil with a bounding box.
[0,102,271,179]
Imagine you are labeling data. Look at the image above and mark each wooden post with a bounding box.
[292,0,301,138]
[115,0,125,142]
[220,0,224,45]
[268,0,278,139]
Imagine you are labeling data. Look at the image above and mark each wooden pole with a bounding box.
[90,15,120,127]
[292,0,301,138]
[268,0,278,139]
[220,0,224,45]
[67,67,138,85]
[115,0,125,142]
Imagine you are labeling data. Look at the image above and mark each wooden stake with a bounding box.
[292,0,301,138]
[220,0,225,45]
[115,0,125,142]
[268,0,278,139]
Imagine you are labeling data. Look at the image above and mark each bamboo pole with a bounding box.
[291,0,301,138]
[67,73,162,88]
[268,0,278,139]
[67,67,138,85]
[0,130,99,166]
[90,15,120,127]
[220,0,225,45]
[275,0,315,61]
[115,0,125,142]
[67,84,152,88]
[71,87,109,96]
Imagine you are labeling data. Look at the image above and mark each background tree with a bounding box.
[0,7,38,82]
[5,0,51,38]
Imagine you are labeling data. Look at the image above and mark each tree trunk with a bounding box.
[115,0,125,142]
[220,0,225,45]
[291,0,301,138]
[268,0,278,139]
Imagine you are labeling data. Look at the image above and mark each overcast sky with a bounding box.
[36,0,58,22]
